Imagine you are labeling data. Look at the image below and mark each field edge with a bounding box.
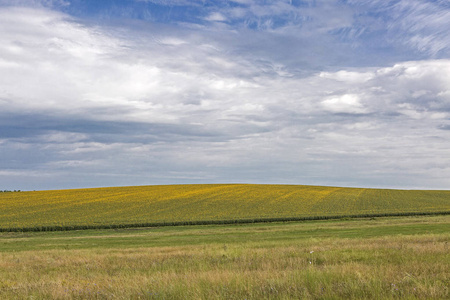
[2,210,449,233]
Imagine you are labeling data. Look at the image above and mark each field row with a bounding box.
[1,184,449,230]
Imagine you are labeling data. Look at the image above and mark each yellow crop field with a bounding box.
[1,184,449,230]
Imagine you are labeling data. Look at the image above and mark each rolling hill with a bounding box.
[1,184,449,231]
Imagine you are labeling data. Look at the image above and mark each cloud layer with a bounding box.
[0,1,449,190]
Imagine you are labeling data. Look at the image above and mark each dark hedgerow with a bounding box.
[1,210,449,233]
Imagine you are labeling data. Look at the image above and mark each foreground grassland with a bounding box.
[1,184,450,230]
[0,215,448,299]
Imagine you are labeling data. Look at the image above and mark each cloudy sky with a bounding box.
[1,0,449,191]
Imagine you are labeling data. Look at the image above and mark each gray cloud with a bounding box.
[1,3,449,190]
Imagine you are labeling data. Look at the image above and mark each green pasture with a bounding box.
[0,215,448,299]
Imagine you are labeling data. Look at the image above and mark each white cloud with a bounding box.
[205,12,227,22]
[394,0,450,56]
[1,4,450,190]
[347,0,450,57]
[319,70,374,83]
[321,94,367,114]
[157,37,187,46]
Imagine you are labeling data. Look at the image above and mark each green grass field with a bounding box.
[1,184,450,231]
[0,215,449,299]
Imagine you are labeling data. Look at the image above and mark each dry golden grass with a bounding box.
[1,237,448,299]
[0,216,449,299]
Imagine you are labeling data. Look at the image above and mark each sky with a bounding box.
[0,0,449,191]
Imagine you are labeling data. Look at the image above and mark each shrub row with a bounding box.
[1,210,449,233]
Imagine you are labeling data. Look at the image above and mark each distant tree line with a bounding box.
[0,190,21,193]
